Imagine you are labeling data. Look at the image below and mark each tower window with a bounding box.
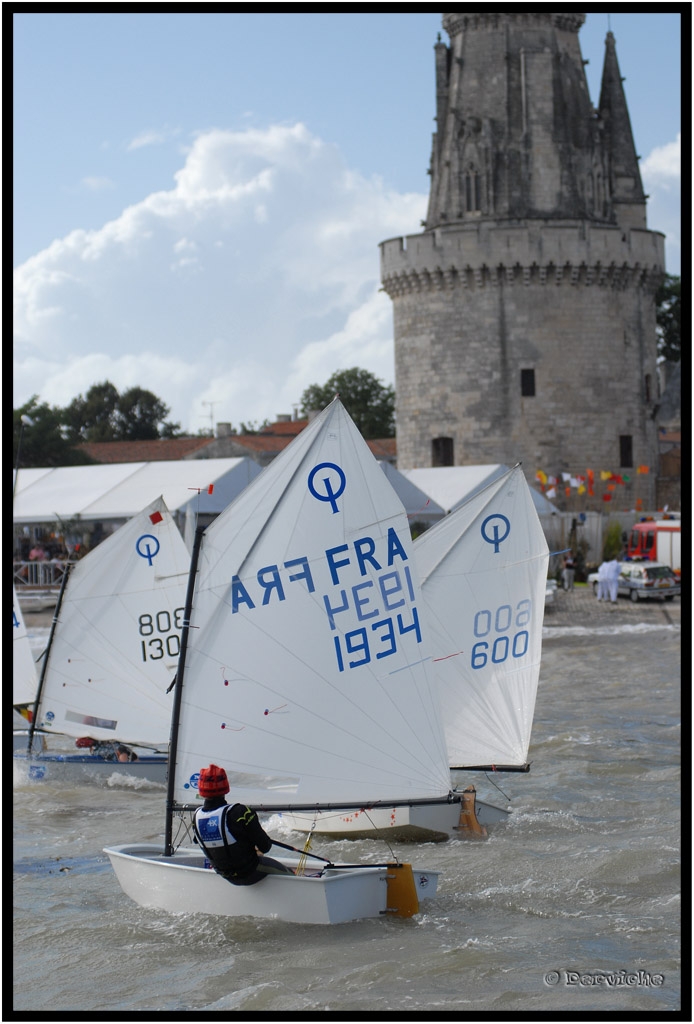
[619,435,633,468]
[644,374,651,403]
[521,369,536,396]
[432,437,454,467]
[465,171,481,212]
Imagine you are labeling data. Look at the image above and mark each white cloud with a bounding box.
[641,133,681,275]
[127,129,170,150]
[641,133,680,186]
[13,124,426,432]
[81,176,116,191]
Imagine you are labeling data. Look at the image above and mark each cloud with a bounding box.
[127,129,171,150]
[641,133,681,275]
[13,124,426,431]
[640,132,680,186]
[81,176,116,192]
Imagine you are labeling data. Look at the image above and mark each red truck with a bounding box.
[626,517,681,577]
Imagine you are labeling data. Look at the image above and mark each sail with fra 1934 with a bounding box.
[172,397,453,809]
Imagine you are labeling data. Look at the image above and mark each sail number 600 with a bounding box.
[470,600,531,670]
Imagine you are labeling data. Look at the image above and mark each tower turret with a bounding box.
[598,30,647,230]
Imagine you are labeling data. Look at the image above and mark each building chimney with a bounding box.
[216,422,232,438]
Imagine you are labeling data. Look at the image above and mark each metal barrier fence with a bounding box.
[13,560,69,589]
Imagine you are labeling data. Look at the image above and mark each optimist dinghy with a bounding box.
[14,497,190,785]
[105,398,445,922]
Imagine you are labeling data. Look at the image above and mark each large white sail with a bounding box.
[414,465,549,768]
[173,398,452,806]
[35,497,190,748]
[13,585,39,707]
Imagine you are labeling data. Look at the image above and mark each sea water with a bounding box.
[13,619,682,1015]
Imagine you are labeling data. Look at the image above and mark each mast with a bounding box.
[27,563,71,756]
[164,523,205,857]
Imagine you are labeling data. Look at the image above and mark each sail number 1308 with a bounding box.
[470,600,531,669]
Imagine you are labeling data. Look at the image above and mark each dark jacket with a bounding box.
[194,798,272,879]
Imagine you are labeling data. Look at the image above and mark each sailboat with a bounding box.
[14,497,190,784]
[12,585,42,751]
[282,463,549,840]
[105,398,444,923]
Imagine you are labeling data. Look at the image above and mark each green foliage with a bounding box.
[14,398,96,469]
[61,381,182,443]
[300,368,395,438]
[655,274,680,363]
[602,519,624,561]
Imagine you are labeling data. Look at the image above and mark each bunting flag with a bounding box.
[602,493,612,502]
[636,465,650,475]
[546,487,557,498]
[207,483,214,494]
[587,469,594,496]
[600,470,611,481]
[607,483,616,491]
[577,484,586,495]
[536,470,548,485]
[565,487,571,497]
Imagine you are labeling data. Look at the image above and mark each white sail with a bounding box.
[414,465,549,768]
[35,497,190,748]
[173,398,452,807]
[13,585,39,706]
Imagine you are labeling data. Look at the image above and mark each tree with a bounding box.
[62,381,182,442]
[13,398,96,469]
[300,368,395,438]
[655,274,680,363]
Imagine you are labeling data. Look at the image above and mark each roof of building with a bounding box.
[78,417,396,464]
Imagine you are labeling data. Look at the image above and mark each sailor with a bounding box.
[193,764,294,885]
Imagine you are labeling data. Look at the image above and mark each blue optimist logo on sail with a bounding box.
[136,534,161,566]
[308,462,346,514]
[480,514,510,553]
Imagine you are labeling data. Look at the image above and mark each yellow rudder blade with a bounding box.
[385,863,419,917]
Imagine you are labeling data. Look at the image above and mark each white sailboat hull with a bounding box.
[104,844,439,925]
[14,751,167,785]
[278,794,509,842]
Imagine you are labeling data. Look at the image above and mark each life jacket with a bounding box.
[193,804,258,878]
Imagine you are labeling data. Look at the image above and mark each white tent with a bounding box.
[13,458,263,531]
[398,465,559,517]
[378,462,446,524]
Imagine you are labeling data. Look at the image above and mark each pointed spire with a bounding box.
[598,31,647,228]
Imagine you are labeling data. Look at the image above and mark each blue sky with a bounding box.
[13,12,683,435]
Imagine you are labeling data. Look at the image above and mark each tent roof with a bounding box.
[12,458,262,524]
[399,465,559,516]
[378,462,445,522]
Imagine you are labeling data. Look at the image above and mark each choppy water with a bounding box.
[13,624,682,1015]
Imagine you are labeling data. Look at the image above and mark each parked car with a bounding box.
[545,578,558,609]
[587,561,680,602]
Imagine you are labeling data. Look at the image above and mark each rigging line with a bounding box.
[360,809,398,862]
[484,771,512,803]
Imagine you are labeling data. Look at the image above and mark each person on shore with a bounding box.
[562,553,576,592]
[605,556,622,604]
[595,560,610,601]
[193,764,293,885]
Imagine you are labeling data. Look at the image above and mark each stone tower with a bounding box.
[380,13,665,511]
